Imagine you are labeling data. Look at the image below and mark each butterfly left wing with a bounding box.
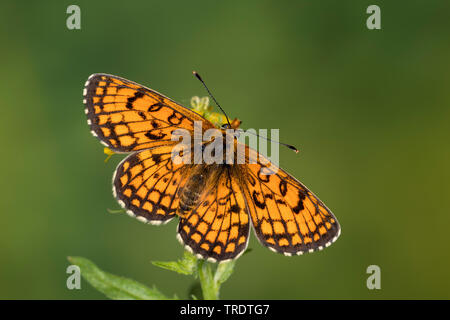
[177,166,250,262]
[83,73,215,153]
[241,145,341,256]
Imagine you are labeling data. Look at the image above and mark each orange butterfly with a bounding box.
[83,73,340,262]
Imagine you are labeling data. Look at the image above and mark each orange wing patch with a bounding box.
[177,167,250,262]
[242,144,340,255]
[83,74,215,152]
[113,146,188,224]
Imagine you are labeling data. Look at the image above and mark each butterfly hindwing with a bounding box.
[83,73,214,153]
[177,165,250,262]
[113,146,188,224]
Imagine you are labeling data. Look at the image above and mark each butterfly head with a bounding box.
[221,118,242,139]
[221,118,241,130]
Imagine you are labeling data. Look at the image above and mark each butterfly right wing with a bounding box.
[240,144,341,255]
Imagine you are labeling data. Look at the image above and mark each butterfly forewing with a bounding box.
[83,73,214,152]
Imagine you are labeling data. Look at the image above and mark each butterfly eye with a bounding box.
[221,123,231,129]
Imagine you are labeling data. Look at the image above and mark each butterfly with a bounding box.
[83,73,341,262]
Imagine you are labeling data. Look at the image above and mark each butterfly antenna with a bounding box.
[237,129,299,153]
[193,71,231,127]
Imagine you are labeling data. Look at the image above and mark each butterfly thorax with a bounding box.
[176,127,244,218]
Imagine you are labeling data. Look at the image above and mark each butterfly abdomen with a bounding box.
[178,173,206,216]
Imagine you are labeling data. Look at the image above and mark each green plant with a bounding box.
[67,250,249,300]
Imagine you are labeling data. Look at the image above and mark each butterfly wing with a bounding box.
[83,73,215,152]
[83,74,216,224]
[113,145,190,224]
[241,145,340,255]
[177,165,250,262]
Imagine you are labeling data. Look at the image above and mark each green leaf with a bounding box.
[68,256,172,300]
[214,260,236,285]
[152,250,197,275]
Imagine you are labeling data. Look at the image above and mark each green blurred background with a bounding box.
[1,0,449,299]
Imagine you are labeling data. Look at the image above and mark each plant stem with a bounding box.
[197,260,219,300]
